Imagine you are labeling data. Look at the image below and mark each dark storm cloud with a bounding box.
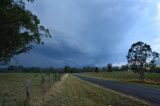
[12,0,154,67]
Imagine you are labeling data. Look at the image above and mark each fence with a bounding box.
[0,72,63,106]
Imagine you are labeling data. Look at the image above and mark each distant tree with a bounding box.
[18,65,24,72]
[112,66,119,71]
[48,67,55,73]
[127,41,159,81]
[154,67,160,73]
[8,65,17,71]
[95,67,100,73]
[146,58,157,73]
[102,67,107,72]
[71,67,81,73]
[0,0,51,64]
[64,66,71,73]
[145,63,153,73]
[120,65,128,71]
[107,64,112,72]
[83,66,95,72]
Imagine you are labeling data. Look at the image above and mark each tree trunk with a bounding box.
[139,63,145,81]
[140,70,144,81]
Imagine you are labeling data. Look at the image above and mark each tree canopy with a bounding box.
[0,0,51,64]
[127,41,159,80]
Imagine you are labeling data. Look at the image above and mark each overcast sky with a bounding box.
[10,0,160,67]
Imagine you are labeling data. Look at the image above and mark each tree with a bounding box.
[0,0,51,64]
[112,66,119,71]
[129,64,139,73]
[95,67,100,73]
[102,67,107,72]
[64,66,71,73]
[83,66,95,72]
[107,64,112,72]
[120,65,128,71]
[127,41,159,81]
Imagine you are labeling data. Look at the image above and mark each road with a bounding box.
[74,74,160,106]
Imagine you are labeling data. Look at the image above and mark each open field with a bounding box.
[80,72,160,87]
[44,74,148,106]
[0,73,61,106]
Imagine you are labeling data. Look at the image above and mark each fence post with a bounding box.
[54,73,57,81]
[41,75,45,100]
[53,73,55,82]
[25,79,31,102]
[2,83,6,106]
[58,73,61,81]
[48,73,51,88]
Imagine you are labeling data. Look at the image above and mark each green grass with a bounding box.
[44,74,149,106]
[80,72,160,88]
[0,73,60,106]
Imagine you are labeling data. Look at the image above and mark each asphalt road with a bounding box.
[74,74,160,106]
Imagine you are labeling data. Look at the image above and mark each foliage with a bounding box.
[63,66,80,73]
[0,0,51,64]
[107,63,112,72]
[95,67,100,73]
[127,41,159,81]
[120,65,128,71]
[64,66,71,73]
[82,66,95,72]
[129,64,139,73]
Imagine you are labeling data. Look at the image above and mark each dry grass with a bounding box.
[43,74,68,101]
[44,74,148,106]
[0,73,61,106]
[0,73,151,106]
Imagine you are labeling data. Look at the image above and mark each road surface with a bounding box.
[74,74,160,106]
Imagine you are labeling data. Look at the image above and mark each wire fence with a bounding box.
[0,72,63,106]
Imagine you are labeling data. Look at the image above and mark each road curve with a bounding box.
[74,74,160,106]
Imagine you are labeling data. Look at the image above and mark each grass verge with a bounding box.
[44,74,149,106]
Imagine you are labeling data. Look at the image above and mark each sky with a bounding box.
[10,0,160,67]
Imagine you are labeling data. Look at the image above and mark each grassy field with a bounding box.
[80,72,160,87]
[44,74,149,106]
[0,73,61,106]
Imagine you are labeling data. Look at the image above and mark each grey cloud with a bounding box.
[11,0,154,67]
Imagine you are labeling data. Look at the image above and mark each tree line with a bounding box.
[1,63,160,73]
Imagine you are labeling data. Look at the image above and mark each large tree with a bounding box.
[127,41,159,81]
[0,0,51,64]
